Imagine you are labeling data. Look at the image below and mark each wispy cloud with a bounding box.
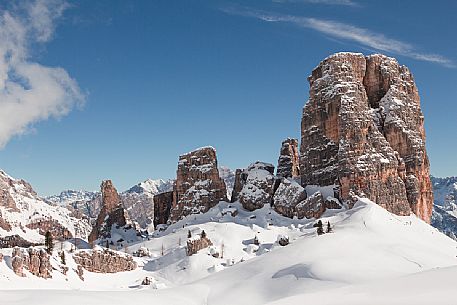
[223,8,454,68]
[0,0,84,148]
[272,0,357,6]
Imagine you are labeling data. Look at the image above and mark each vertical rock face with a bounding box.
[88,180,134,244]
[11,247,52,278]
[153,191,173,228]
[277,138,300,179]
[100,180,121,212]
[73,249,137,273]
[300,52,433,222]
[169,147,227,222]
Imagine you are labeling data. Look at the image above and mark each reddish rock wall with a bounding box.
[300,53,433,222]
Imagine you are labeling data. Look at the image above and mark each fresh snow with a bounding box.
[1,197,457,304]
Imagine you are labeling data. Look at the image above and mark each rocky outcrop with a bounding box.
[277,138,300,179]
[11,247,52,278]
[153,191,173,228]
[300,53,433,222]
[186,236,213,256]
[230,169,245,203]
[169,147,227,222]
[73,249,137,273]
[26,219,72,239]
[273,179,307,218]
[0,235,39,248]
[232,162,278,211]
[273,179,341,219]
[88,180,136,244]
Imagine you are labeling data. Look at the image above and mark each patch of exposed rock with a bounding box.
[11,247,52,278]
[0,235,40,248]
[186,236,213,256]
[273,179,341,219]
[277,138,300,179]
[273,179,307,218]
[153,191,173,228]
[169,147,227,222]
[73,249,137,273]
[231,162,278,211]
[300,52,433,222]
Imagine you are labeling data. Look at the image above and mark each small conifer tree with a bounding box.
[187,230,192,238]
[326,221,332,233]
[45,231,53,254]
[253,235,259,245]
[60,251,66,265]
[316,220,324,235]
[201,230,206,239]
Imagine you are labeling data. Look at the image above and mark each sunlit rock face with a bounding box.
[300,52,433,222]
[169,147,227,222]
[88,180,135,244]
[276,138,300,179]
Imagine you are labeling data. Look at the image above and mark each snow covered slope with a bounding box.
[0,198,456,304]
[125,178,174,196]
[0,170,92,243]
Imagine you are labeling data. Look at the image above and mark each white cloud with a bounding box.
[224,8,454,68]
[0,0,84,148]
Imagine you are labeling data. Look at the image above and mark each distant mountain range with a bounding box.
[431,176,457,240]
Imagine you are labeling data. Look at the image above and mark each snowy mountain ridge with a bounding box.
[0,170,92,244]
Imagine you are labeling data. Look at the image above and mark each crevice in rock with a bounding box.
[363,56,390,136]
[362,57,390,110]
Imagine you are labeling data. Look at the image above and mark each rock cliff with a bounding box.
[73,249,137,273]
[169,147,227,222]
[300,52,433,222]
[11,247,52,278]
[153,191,173,228]
[277,138,300,179]
[88,180,137,245]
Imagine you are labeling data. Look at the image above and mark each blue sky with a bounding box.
[0,0,456,195]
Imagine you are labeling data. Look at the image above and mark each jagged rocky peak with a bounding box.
[277,138,300,179]
[169,146,227,222]
[300,52,433,222]
[88,180,136,244]
[100,180,121,213]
